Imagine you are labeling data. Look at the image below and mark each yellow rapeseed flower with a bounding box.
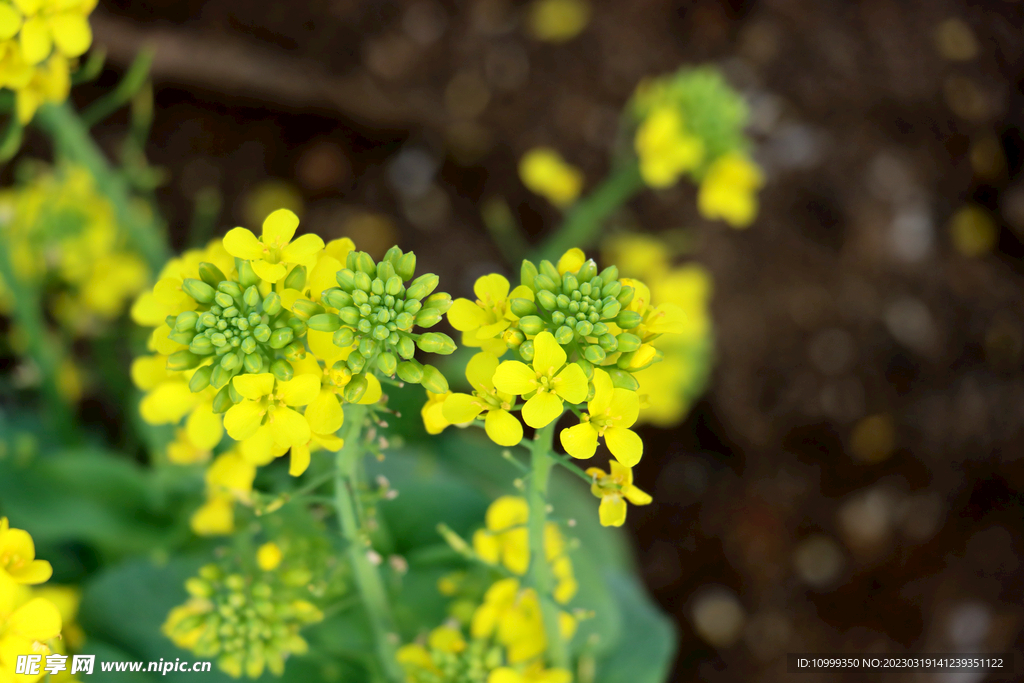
[420,390,453,435]
[492,331,588,428]
[586,461,651,527]
[488,664,573,683]
[635,105,704,188]
[223,373,320,469]
[470,578,576,664]
[448,274,534,355]
[443,352,523,447]
[560,368,642,466]
[256,542,283,571]
[697,152,763,228]
[518,147,584,208]
[0,0,95,65]
[223,209,324,283]
[0,518,52,585]
[0,575,63,683]
[190,451,256,536]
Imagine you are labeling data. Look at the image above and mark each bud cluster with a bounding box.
[164,259,308,413]
[303,246,453,397]
[400,635,503,683]
[163,563,324,679]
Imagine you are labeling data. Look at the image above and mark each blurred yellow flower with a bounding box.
[448,273,534,355]
[635,106,704,188]
[526,0,590,43]
[223,209,324,283]
[518,147,584,208]
[256,542,283,571]
[443,352,523,447]
[697,152,763,228]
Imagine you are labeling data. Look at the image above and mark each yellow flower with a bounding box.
[492,331,588,428]
[471,578,576,664]
[2,48,69,123]
[222,209,324,283]
[472,496,530,575]
[0,575,63,683]
[443,352,523,447]
[697,152,763,228]
[1,0,95,65]
[0,518,52,585]
[525,0,590,43]
[223,372,319,469]
[635,105,704,188]
[488,664,573,683]
[555,248,585,276]
[190,451,256,536]
[518,147,584,207]
[560,369,642,466]
[586,461,651,527]
[279,238,354,312]
[427,625,466,654]
[256,542,283,571]
[448,274,534,355]
[421,390,453,435]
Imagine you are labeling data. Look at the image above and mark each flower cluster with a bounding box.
[428,249,678,525]
[631,67,763,228]
[132,209,454,535]
[0,0,94,122]
[0,165,148,340]
[163,559,324,679]
[0,517,64,683]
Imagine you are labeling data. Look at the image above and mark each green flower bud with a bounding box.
[210,364,235,389]
[520,259,539,290]
[556,294,570,310]
[599,333,618,352]
[169,329,196,345]
[616,286,634,307]
[396,360,423,384]
[579,282,592,297]
[323,289,352,310]
[518,315,545,335]
[554,326,574,345]
[237,258,260,288]
[533,274,557,293]
[376,260,396,282]
[562,273,579,295]
[359,337,378,357]
[343,375,368,403]
[283,265,307,291]
[212,386,234,413]
[213,291,234,309]
[539,259,560,282]
[601,280,622,299]
[262,292,283,317]
[406,273,439,301]
[338,307,360,325]
[347,352,367,373]
[421,364,449,394]
[182,278,216,304]
[616,310,642,329]
[396,252,417,281]
[253,324,272,343]
[598,265,619,283]
[308,313,341,332]
[422,292,453,313]
[602,301,621,319]
[384,275,403,296]
[593,322,608,336]
[269,327,294,349]
[354,271,373,293]
[584,345,606,363]
[283,342,306,361]
[199,262,227,287]
[576,357,594,379]
[578,259,598,282]
[504,327,525,349]
[190,365,213,392]
[222,306,239,319]
[404,299,422,315]
[414,308,443,328]
[168,350,202,371]
[607,368,640,391]
[220,352,242,371]
[190,335,214,355]
[270,359,294,381]
[616,332,641,353]
[551,310,566,326]
[333,328,354,348]
[575,320,594,337]
[288,298,319,322]
[175,310,200,331]
[243,353,263,373]
[371,277,384,296]
[240,285,259,309]
[372,325,390,341]
[336,269,357,291]
[417,332,456,355]
[210,332,227,347]
[383,245,403,265]
[354,251,377,276]
[397,335,416,359]
[519,340,535,361]
[536,290,557,310]
[357,319,372,334]
[509,298,536,317]
[377,352,397,376]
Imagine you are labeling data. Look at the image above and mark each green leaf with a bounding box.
[593,572,677,683]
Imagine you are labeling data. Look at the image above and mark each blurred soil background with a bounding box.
[59,0,1024,680]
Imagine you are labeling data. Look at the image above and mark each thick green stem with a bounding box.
[535,161,644,261]
[33,103,168,272]
[528,420,569,669]
[334,402,404,683]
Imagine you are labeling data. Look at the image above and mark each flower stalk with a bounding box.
[333,401,404,683]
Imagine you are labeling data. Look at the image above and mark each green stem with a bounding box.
[528,420,569,669]
[33,102,168,272]
[535,161,644,261]
[334,402,404,683]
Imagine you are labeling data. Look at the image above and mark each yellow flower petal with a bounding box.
[304,389,344,435]
[251,259,288,283]
[486,496,529,532]
[261,208,300,245]
[232,373,275,400]
[140,381,200,424]
[268,406,310,447]
[492,360,537,395]
[474,273,510,303]
[130,355,169,391]
[222,227,263,260]
[608,388,640,426]
[522,391,563,428]
[8,597,62,640]
[624,484,652,506]
[605,427,643,467]
[557,248,585,275]
[646,302,687,335]
[191,496,234,536]
[448,298,488,331]
[598,494,627,527]
[256,542,283,571]
[278,373,320,406]
[48,12,92,57]
[186,402,223,450]
[281,233,325,265]
[306,254,342,301]
[442,393,485,423]
[358,374,383,404]
[466,352,500,389]
[421,393,451,434]
[20,16,51,64]
[552,362,588,404]
[289,443,311,476]
[0,5,23,41]
[484,409,523,447]
[559,422,598,459]
[239,425,275,465]
[224,401,265,441]
[306,329,343,363]
[531,331,566,376]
